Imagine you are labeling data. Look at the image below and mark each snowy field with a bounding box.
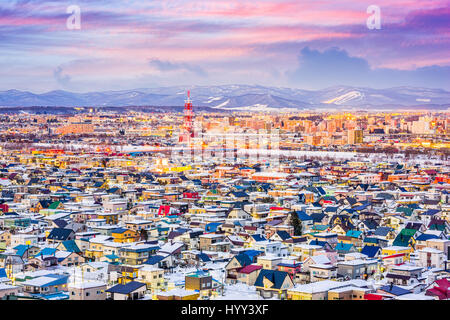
[20,142,449,166]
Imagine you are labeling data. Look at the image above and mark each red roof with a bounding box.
[158,205,171,215]
[270,207,286,210]
[382,253,405,259]
[239,265,262,274]
[426,278,450,300]
[0,204,8,213]
[364,293,384,300]
[183,192,199,199]
[426,287,448,300]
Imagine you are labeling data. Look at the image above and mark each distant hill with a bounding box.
[0,85,449,111]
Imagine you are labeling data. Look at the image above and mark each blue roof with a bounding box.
[233,253,252,267]
[361,245,381,258]
[416,233,440,241]
[106,281,146,294]
[36,247,57,257]
[251,234,266,242]
[278,262,301,268]
[346,230,362,238]
[335,242,354,251]
[242,250,263,261]
[296,211,313,221]
[353,204,369,211]
[145,255,165,265]
[308,239,328,247]
[39,292,70,300]
[13,244,30,257]
[374,227,393,236]
[317,187,326,195]
[0,268,7,278]
[364,237,380,244]
[61,240,81,253]
[47,228,73,240]
[205,222,222,232]
[231,191,249,198]
[111,228,129,234]
[275,230,292,241]
[105,254,120,260]
[122,245,159,253]
[197,253,211,262]
[423,209,440,216]
[254,269,290,289]
[379,285,411,296]
[310,213,326,223]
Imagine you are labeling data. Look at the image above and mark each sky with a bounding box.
[0,0,449,92]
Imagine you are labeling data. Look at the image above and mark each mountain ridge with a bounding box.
[0,85,449,110]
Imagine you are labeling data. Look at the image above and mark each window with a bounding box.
[86,292,90,296]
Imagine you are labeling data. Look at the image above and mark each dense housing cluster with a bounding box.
[0,110,449,300]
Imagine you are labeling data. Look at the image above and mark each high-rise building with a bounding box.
[347,129,363,144]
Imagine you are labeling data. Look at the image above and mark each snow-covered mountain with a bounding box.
[0,85,448,110]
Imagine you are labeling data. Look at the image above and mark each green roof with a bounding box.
[396,207,413,216]
[429,224,445,231]
[400,228,417,236]
[48,201,61,209]
[393,229,416,247]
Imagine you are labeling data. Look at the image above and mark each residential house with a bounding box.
[106,281,147,300]
[254,269,294,299]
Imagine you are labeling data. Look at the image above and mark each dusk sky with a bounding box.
[1,0,449,92]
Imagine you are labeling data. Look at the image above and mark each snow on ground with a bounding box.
[213,283,263,300]
[217,104,298,112]
[204,97,223,103]
[323,91,363,105]
[212,99,230,108]
[23,143,449,166]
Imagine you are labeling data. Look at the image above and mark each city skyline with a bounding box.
[0,0,449,305]
[1,0,449,93]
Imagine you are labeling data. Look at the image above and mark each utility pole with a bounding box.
[221,270,225,296]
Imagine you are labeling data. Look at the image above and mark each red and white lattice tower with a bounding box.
[179,90,194,144]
